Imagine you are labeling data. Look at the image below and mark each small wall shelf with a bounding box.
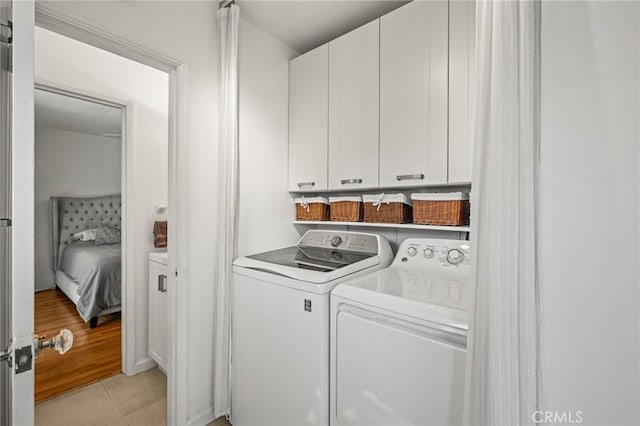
[289,182,472,196]
[293,220,470,233]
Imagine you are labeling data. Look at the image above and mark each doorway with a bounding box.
[1,2,186,424]
[32,25,171,424]
[33,88,124,402]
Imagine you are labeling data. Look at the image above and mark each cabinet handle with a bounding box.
[297,181,315,188]
[340,179,363,185]
[158,274,167,293]
[396,174,425,181]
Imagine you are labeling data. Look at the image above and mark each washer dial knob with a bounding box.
[447,249,464,265]
[330,235,342,247]
[423,248,435,259]
[407,247,417,257]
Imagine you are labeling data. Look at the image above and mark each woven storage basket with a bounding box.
[411,192,470,225]
[295,197,330,221]
[363,194,412,224]
[329,196,363,222]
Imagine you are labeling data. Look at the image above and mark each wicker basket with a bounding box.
[329,196,363,222]
[363,194,412,224]
[295,197,330,221]
[411,192,470,225]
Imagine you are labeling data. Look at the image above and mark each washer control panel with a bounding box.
[299,230,379,254]
[394,238,471,269]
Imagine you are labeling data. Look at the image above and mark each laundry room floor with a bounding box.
[35,367,231,426]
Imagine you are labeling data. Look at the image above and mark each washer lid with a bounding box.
[332,268,469,330]
[234,248,382,284]
[233,230,392,284]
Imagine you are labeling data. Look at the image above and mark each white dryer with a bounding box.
[330,238,471,426]
[231,230,393,426]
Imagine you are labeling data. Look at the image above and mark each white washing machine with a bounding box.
[231,230,393,426]
[330,238,471,426]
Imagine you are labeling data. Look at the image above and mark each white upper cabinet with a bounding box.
[449,0,476,183]
[328,20,380,190]
[380,1,449,187]
[288,44,329,191]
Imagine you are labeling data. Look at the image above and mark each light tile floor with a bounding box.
[35,368,232,426]
[206,417,231,426]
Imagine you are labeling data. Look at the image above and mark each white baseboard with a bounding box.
[35,284,56,292]
[187,406,217,426]
[126,357,158,376]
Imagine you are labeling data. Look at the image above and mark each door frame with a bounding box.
[10,1,35,424]
[33,5,189,425]
[34,80,135,373]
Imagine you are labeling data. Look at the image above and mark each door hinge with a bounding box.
[0,19,12,44]
[0,218,11,228]
[0,347,12,368]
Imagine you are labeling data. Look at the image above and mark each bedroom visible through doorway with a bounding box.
[34,88,125,403]
[32,25,171,422]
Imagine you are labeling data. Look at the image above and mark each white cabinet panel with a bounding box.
[380,1,449,187]
[148,259,168,372]
[449,0,476,183]
[328,20,379,190]
[288,45,329,191]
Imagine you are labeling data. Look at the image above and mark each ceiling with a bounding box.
[238,0,410,53]
[35,89,122,137]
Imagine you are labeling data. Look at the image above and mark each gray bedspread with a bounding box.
[60,241,121,322]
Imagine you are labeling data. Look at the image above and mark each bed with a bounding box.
[50,195,122,328]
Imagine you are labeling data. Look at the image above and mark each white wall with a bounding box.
[540,2,640,425]
[38,2,220,423]
[35,27,169,373]
[34,127,121,291]
[237,19,300,257]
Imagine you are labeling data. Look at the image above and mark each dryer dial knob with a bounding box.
[447,249,464,265]
[407,247,417,257]
[330,235,342,247]
[423,248,435,259]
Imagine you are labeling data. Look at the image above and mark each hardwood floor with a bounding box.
[35,288,121,404]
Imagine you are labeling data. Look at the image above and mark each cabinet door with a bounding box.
[380,1,449,187]
[449,0,476,183]
[148,260,167,371]
[328,20,380,190]
[288,45,329,191]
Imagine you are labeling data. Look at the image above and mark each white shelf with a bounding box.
[289,182,471,195]
[293,221,470,233]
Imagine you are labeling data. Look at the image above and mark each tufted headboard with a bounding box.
[50,195,122,270]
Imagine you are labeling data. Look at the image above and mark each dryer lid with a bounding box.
[332,268,469,330]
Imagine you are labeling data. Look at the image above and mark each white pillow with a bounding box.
[72,229,98,242]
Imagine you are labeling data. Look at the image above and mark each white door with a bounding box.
[379,1,449,187]
[448,0,476,184]
[1,1,35,425]
[288,44,329,192]
[328,20,379,190]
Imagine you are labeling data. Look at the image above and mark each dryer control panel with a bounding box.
[389,238,471,309]
[394,238,471,270]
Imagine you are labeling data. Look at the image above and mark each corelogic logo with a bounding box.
[532,411,584,424]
